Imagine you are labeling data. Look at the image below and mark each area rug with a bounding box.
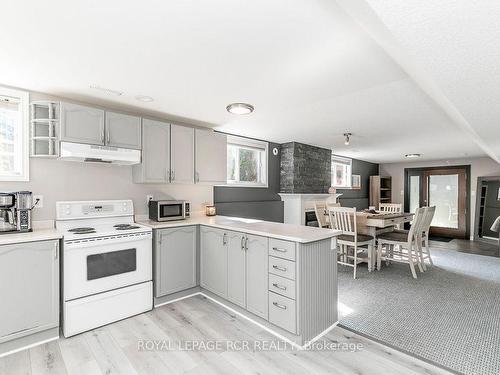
[338,248,500,375]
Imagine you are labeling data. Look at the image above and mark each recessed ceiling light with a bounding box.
[405,153,421,158]
[89,84,123,96]
[135,95,154,102]
[226,103,254,115]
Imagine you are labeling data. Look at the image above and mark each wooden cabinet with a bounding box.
[171,124,194,184]
[195,129,227,184]
[154,226,197,298]
[369,176,393,208]
[226,231,246,308]
[133,119,170,183]
[200,227,227,297]
[60,102,105,145]
[245,234,268,319]
[105,111,141,150]
[0,240,59,343]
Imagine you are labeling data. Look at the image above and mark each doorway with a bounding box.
[404,165,470,239]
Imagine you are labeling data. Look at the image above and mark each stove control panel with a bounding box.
[56,200,134,220]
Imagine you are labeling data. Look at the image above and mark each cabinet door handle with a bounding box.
[54,243,58,259]
[106,129,110,144]
[101,128,105,143]
[272,283,287,290]
[273,302,287,310]
[195,172,200,183]
[171,170,175,181]
[272,247,287,253]
[240,236,245,250]
[272,265,287,272]
[223,233,227,246]
[244,237,249,251]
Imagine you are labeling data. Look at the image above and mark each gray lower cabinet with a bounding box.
[245,234,268,319]
[155,226,197,298]
[226,231,246,308]
[0,240,59,343]
[60,102,105,145]
[200,227,227,298]
[105,111,141,149]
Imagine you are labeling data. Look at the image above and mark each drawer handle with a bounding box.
[272,265,287,272]
[272,283,287,290]
[272,247,287,253]
[273,302,287,310]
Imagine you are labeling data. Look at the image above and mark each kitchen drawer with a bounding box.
[268,238,296,261]
[268,256,295,280]
[268,291,296,334]
[268,274,295,300]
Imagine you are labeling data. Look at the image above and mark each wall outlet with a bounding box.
[146,195,154,205]
[33,195,44,209]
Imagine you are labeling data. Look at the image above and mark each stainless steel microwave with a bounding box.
[148,200,190,222]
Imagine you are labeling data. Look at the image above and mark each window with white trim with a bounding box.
[0,87,29,181]
[227,135,268,187]
[331,154,352,188]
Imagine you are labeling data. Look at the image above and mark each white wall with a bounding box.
[1,158,213,221]
[380,157,500,238]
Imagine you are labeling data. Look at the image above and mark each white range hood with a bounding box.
[59,142,141,165]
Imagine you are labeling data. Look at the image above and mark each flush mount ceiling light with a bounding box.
[343,133,352,146]
[89,84,123,96]
[135,95,154,102]
[405,153,421,158]
[226,102,254,115]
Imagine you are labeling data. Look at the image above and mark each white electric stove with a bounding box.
[56,200,152,337]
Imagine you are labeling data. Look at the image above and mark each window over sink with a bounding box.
[331,154,352,188]
[0,87,29,181]
[226,135,268,187]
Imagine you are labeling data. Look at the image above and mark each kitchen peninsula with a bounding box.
[138,215,341,346]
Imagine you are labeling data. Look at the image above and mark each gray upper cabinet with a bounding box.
[0,240,59,343]
[171,124,194,184]
[200,226,227,298]
[245,234,268,319]
[105,111,142,150]
[195,129,227,184]
[226,231,246,308]
[133,119,170,183]
[60,102,105,145]
[155,226,197,298]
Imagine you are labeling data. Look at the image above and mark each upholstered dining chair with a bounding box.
[376,206,426,279]
[329,207,375,279]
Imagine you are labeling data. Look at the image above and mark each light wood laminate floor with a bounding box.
[0,295,452,375]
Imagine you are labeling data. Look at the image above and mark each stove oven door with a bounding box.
[64,232,152,301]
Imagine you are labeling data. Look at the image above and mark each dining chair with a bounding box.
[379,203,403,213]
[394,206,436,270]
[329,207,375,279]
[313,201,329,228]
[376,207,426,279]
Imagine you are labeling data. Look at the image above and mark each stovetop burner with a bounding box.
[68,227,96,234]
[113,224,140,230]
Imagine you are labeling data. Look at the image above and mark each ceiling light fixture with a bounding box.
[135,95,154,102]
[89,84,123,96]
[343,133,352,146]
[226,103,254,115]
[405,153,421,158]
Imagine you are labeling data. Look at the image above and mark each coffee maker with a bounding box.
[0,191,33,233]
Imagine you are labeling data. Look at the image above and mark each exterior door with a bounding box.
[226,231,246,308]
[423,168,467,238]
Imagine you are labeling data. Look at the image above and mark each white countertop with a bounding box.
[137,215,341,243]
[0,228,63,246]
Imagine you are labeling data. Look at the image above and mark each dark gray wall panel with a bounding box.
[338,158,379,210]
[215,201,284,223]
[482,180,500,238]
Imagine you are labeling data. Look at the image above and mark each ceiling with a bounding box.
[0,0,497,163]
